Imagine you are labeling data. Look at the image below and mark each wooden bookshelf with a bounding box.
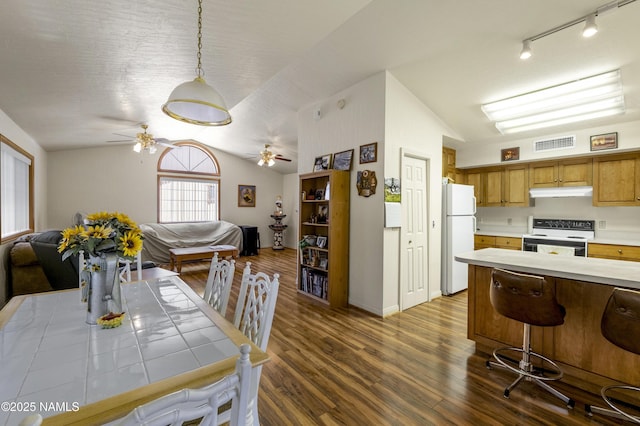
[298,170,350,307]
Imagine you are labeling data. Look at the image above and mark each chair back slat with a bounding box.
[203,252,236,316]
[233,262,280,350]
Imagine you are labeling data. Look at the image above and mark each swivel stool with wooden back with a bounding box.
[586,287,640,423]
[486,268,575,408]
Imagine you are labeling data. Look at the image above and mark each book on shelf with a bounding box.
[299,266,327,300]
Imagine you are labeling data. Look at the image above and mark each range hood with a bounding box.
[529,186,593,198]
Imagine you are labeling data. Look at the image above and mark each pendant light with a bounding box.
[162,0,231,126]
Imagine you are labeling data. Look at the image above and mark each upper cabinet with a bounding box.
[592,152,640,206]
[465,165,528,207]
[442,147,464,183]
[465,169,485,207]
[529,158,592,188]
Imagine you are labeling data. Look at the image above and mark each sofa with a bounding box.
[7,234,53,296]
[139,221,243,264]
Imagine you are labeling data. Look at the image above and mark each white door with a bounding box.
[400,154,430,310]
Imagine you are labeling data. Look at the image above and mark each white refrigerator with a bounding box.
[442,183,476,295]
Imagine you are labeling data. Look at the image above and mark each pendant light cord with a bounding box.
[196,0,203,78]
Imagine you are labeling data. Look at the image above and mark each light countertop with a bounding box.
[455,248,640,289]
[474,230,640,247]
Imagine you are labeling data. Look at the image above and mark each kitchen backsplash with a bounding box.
[475,197,640,243]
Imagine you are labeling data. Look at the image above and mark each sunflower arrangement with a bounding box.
[58,211,144,262]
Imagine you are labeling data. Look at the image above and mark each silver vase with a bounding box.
[86,252,122,325]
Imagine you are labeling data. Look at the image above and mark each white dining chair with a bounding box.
[203,252,236,317]
[227,262,280,426]
[118,344,252,426]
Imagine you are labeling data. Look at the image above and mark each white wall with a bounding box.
[298,72,386,314]
[456,120,640,168]
[383,72,463,315]
[297,71,462,316]
[1,109,48,306]
[47,144,285,251]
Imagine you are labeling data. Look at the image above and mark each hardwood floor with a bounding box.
[171,248,628,425]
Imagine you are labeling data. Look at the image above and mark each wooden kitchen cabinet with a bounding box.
[495,236,522,250]
[474,235,521,250]
[529,158,592,188]
[484,165,529,207]
[465,169,485,207]
[484,168,503,206]
[588,243,640,262]
[592,152,640,206]
[442,147,456,181]
[502,165,529,207]
[474,235,495,250]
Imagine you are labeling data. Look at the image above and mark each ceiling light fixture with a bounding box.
[162,0,231,126]
[517,0,635,59]
[520,40,532,60]
[582,14,599,37]
[481,70,625,134]
[133,124,158,154]
[257,145,276,167]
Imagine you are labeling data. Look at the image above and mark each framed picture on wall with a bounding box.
[238,185,256,207]
[332,149,354,170]
[590,132,618,151]
[501,147,519,162]
[314,154,332,172]
[359,142,377,164]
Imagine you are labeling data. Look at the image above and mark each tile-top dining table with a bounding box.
[0,275,269,426]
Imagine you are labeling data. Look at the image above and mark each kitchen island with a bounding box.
[455,248,640,394]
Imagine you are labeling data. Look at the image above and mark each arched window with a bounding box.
[157,141,220,223]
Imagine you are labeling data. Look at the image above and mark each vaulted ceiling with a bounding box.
[1,1,639,174]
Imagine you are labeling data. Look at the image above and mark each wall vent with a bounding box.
[533,135,576,152]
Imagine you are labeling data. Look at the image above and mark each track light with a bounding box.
[520,40,532,60]
[517,0,636,59]
[582,14,598,37]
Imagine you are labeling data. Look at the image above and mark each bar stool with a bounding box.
[486,268,575,408]
[586,288,640,423]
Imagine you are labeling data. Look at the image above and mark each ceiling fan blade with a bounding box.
[157,142,176,148]
[275,155,292,162]
[106,139,134,144]
[112,132,136,139]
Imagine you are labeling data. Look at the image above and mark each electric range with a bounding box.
[522,218,595,256]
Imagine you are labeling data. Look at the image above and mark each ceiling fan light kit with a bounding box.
[518,0,635,59]
[258,144,276,167]
[162,0,231,126]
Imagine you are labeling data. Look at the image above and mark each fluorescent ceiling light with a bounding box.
[481,70,625,134]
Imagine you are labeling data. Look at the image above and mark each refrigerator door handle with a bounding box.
[472,195,477,214]
[473,216,477,234]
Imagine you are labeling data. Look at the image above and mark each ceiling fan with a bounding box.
[107,124,174,154]
[256,144,292,167]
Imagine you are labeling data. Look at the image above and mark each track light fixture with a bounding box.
[520,40,532,60]
[582,14,599,38]
[518,0,635,59]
